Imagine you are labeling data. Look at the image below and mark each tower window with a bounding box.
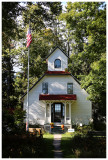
[54,59,61,68]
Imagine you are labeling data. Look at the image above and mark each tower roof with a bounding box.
[45,46,69,60]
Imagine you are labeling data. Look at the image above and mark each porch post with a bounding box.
[49,102,51,123]
[65,102,66,124]
[45,103,47,123]
[69,103,71,124]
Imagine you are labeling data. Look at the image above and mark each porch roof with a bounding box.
[39,94,77,100]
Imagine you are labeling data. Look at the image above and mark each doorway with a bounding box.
[51,103,64,122]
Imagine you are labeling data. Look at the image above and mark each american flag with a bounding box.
[26,27,32,47]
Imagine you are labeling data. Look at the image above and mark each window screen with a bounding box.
[67,83,73,94]
[42,82,48,94]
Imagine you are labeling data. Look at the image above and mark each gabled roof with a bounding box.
[21,71,80,99]
[45,46,69,59]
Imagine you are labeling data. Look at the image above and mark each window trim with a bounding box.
[54,59,61,68]
[67,83,73,94]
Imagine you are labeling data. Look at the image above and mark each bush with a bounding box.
[94,121,106,131]
[2,106,26,135]
[67,134,106,158]
[2,134,43,158]
[73,125,93,136]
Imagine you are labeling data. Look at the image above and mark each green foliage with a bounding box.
[42,133,54,158]
[2,108,15,134]
[93,121,106,131]
[2,135,43,158]
[2,2,106,136]
[16,2,65,93]
[2,51,15,108]
[2,133,54,158]
[2,2,24,49]
[2,2,65,136]
[74,125,93,135]
[2,106,26,135]
[60,2,106,122]
[13,107,26,127]
[61,131,106,158]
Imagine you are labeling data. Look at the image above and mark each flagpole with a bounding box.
[26,45,30,132]
[26,20,30,132]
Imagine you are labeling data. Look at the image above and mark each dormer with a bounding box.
[46,47,69,71]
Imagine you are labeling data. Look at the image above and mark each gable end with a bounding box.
[45,46,69,60]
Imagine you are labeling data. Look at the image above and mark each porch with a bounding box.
[45,102,73,125]
[44,101,75,133]
[39,94,77,131]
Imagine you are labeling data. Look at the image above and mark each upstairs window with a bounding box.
[42,82,48,94]
[67,83,73,94]
[54,59,61,68]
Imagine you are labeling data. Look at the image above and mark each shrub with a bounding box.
[94,121,106,131]
[2,134,43,158]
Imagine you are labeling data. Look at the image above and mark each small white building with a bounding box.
[22,46,92,131]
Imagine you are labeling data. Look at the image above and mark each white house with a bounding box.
[23,46,92,131]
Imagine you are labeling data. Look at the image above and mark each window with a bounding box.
[67,83,73,94]
[42,82,48,94]
[55,104,61,113]
[54,59,61,68]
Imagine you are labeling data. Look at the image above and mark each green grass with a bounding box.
[61,132,106,158]
[41,132,54,158]
[61,132,76,158]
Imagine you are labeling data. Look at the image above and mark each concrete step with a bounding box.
[51,126,64,134]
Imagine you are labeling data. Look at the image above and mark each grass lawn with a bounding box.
[61,132,76,158]
[41,132,54,158]
[61,132,106,158]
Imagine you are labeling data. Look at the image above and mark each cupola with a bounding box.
[46,47,69,71]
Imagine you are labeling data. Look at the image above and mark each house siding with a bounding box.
[23,75,92,125]
[47,48,68,71]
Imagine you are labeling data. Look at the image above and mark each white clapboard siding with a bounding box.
[23,75,92,125]
[47,48,68,71]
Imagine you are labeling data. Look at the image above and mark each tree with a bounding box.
[16,2,65,91]
[60,2,106,124]
[2,2,25,134]
[2,2,24,108]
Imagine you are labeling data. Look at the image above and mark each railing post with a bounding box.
[69,103,71,124]
[50,102,51,123]
[45,103,47,123]
[65,102,66,124]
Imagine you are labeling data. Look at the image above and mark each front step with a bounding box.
[51,126,67,134]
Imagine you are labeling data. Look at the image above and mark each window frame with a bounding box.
[54,59,61,68]
[67,83,73,94]
[42,82,48,94]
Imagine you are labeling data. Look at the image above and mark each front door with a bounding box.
[51,103,64,122]
[54,103,61,122]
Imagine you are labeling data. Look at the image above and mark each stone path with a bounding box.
[53,134,63,158]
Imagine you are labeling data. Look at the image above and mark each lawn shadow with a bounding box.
[61,133,106,158]
[2,133,54,158]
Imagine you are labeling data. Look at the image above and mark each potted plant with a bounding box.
[61,124,64,130]
[50,122,54,128]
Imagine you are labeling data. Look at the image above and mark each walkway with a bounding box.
[53,134,63,158]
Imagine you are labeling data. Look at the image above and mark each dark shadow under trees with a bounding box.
[61,133,106,158]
